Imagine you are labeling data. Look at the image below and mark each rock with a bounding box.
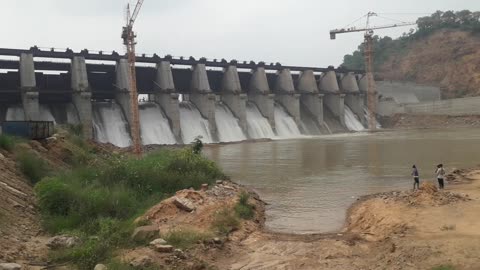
[216,180,223,185]
[129,256,152,268]
[0,153,4,159]
[173,197,195,212]
[94,264,108,270]
[150,238,167,246]
[390,243,396,253]
[0,263,22,270]
[174,249,186,259]
[45,137,57,143]
[131,225,160,242]
[201,183,209,191]
[213,237,222,244]
[152,244,174,253]
[47,235,80,250]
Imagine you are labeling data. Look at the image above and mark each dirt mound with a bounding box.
[0,150,45,263]
[373,183,469,207]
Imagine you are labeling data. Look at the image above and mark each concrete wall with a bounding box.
[221,65,247,133]
[320,71,345,126]
[376,81,441,103]
[274,69,301,126]
[154,61,181,142]
[189,64,217,140]
[341,73,366,125]
[248,67,275,129]
[71,56,93,138]
[115,59,133,131]
[297,70,324,128]
[378,96,480,116]
[19,53,39,121]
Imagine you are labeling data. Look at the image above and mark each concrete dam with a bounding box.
[0,47,371,146]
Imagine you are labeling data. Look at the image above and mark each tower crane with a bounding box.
[121,0,144,156]
[330,12,416,131]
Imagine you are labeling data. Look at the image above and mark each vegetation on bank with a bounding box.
[342,10,480,70]
[3,129,224,269]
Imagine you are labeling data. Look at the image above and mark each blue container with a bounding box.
[1,121,55,139]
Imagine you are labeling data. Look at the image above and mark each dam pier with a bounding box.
[0,47,371,145]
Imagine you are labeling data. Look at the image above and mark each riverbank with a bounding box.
[210,167,480,270]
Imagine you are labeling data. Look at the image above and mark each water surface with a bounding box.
[204,128,480,233]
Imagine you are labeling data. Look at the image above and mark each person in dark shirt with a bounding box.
[412,165,420,190]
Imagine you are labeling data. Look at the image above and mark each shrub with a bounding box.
[235,192,255,220]
[16,151,50,184]
[212,208,240,235]
[164,228,212,249]
[0,134,16,152]
[35,148,224,268]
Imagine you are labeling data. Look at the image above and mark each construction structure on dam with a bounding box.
[0,47,373,146]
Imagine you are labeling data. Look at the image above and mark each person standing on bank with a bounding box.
[412,165,420,190]
[435,164,446,189]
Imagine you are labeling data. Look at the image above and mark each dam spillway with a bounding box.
[0,47,374,144]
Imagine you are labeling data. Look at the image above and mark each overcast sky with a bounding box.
[3,0,480,67]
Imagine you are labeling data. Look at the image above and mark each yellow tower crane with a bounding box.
[330,12,416,131]
[121,0,144,156]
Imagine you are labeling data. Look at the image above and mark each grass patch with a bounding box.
[212,208,240,235]
[35,145,223,269]
[163,228,213,250]
[234,191,255,220]
[432,265,455,270]
[0,134,17,152]
[16,151,51,184]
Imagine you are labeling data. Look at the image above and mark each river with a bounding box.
[204,128,480,234]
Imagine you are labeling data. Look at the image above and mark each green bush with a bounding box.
[35,148,224,268]
[164,228,212,249]
[16,151,50,184]
[0,134,16,152]
[235,192,255,220]
[212,208,240,235]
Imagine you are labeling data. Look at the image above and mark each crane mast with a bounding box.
[330,12,416,131]
[122,0,144,156]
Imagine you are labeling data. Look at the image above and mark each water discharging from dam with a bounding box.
[215,103,246,142]
[274,104,302,138]
[92,101,131,147]
[344,106,365,131]
[139,102,177,145]
[246,102,275,139]
[179,101,213,144]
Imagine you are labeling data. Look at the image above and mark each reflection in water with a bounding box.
[204,129,480,234]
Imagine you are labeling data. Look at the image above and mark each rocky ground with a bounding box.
[381,114,480,130]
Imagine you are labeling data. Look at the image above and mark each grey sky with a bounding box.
[3,0,480,67]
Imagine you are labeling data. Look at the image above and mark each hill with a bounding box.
[342,10,480,98]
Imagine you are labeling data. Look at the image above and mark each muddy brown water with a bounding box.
[204,128,480,234]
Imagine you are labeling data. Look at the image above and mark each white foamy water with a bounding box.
[139,102,177,145]
[6,106,25,121]
[179,102,213,144]
[215,103,246,142]
[246,102,275,139]
[274,104,302,138]
[344,106,365,131]
[92,101,131,147]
